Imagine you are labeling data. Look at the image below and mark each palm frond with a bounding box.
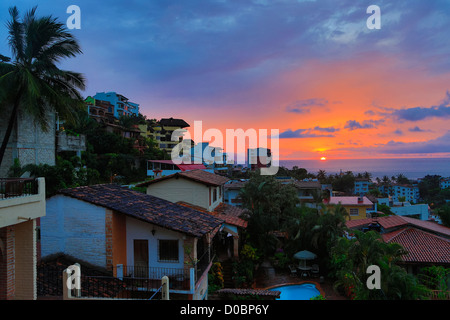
[7,6,25,62]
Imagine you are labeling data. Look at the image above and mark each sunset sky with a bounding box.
[1,0,450,160]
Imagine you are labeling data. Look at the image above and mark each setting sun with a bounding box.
[320,157,327,161]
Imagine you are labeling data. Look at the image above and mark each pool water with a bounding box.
[269,284,321,300]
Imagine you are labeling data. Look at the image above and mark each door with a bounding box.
[134,240,149,278]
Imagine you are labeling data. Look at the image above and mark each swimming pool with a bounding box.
[269,283,321,300]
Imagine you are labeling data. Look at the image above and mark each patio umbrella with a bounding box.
[293,250,317,268]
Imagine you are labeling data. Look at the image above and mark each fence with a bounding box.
[0,178,38,199]
[63,266,170,300]
[111,265,191,291]
[428,290,450,300]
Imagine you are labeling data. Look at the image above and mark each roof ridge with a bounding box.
[56,184,223,237]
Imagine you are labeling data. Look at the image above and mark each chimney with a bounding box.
[358,196,364,204]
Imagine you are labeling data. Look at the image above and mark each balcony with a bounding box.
[0,178,39,199]
[69,246,215,299]
[0,177,45,229]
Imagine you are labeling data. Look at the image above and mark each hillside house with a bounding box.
[40,184,223,300]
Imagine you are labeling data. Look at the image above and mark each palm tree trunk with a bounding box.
[0,98,20,171]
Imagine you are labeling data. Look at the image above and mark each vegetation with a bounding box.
[239,172,299,257]
[330,230,429,300]
[0,6,85,168]
[8,156,99,197]
[237,170,441,300]
[418,266,449,298]
[232,244,260,288]
[8,107,168,192]
[63,108,167,184]
[436,204,450,228]
[208,262,225,293]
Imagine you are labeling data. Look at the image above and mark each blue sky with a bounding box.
[1,0,450,159]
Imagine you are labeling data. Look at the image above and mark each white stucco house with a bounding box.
[40,184,223,300]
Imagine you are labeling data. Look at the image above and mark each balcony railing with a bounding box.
[0,178,39,200]
[111,265,191,291]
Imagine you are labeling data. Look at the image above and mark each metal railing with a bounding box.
[111,265,191,291]
[195,246,215,282]
[0,178,38,199]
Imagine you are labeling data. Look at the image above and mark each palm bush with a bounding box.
[0,6,85,168]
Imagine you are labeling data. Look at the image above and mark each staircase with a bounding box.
[221,260,234,288]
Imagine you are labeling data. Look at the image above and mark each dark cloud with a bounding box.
[393,91,450,122]
[314,126,340,133]
[408,126,426,132]
[286,98,328,114]
[279,128,334,139]
[1,0,449,115]
[344,119,384,130]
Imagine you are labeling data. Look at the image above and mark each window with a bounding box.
[158,240,179,262]
[349,208,359,216]
[213,188,217,202]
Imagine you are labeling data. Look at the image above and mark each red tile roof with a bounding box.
[57,184,223,238]
[210,203,248,229]
[400,216,450,238]
[382,227,450,264]
[346,215,408,229]
[137,169,229,187]
[346,215,450,239]
[177,201,248,229]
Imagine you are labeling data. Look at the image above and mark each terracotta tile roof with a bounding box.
[382,227,450,264]
[210,203,248,229]
[346,215,450,239]
[136,169,229,187]
[57,184,223,238]
[177,201,248,229]
[400,216,450,238]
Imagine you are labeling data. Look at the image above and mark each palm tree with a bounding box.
[0,6,85,168]
[317,169,327,182]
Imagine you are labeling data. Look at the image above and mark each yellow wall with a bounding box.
[327,205,371,220]
[146,178,222,211]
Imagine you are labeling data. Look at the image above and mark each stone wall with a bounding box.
[0,107,56,177]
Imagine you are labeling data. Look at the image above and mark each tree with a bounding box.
[317,170,327,183]
[437,204,450,228]
[282,203,347,273]
[330,230,428,300]
[395,173,410,185]
[239,172,299,257]
[332,171,355,194]
[0,6,85,168]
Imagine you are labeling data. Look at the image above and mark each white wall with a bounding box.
[41,195,108,268]
[125,216,186,273]
[146,178,223,211]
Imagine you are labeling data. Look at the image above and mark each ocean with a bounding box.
[278,158,450,180]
